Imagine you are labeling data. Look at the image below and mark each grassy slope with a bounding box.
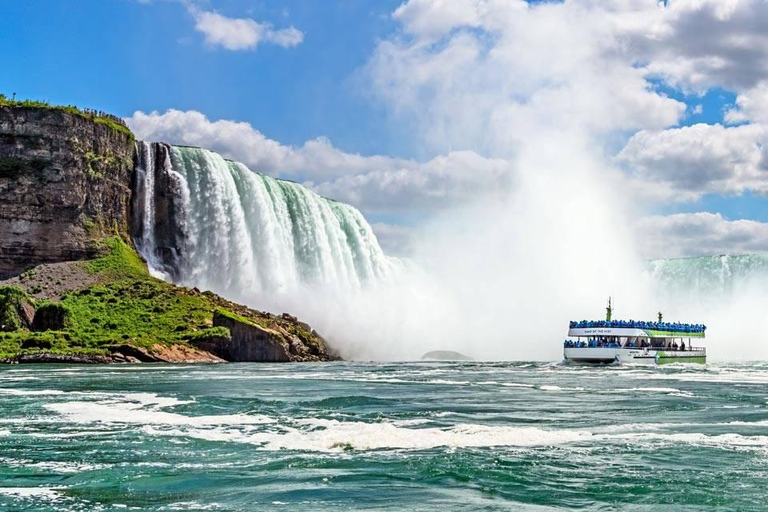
[0,238,258,359]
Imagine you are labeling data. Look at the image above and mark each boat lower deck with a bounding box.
[564,347,706,365]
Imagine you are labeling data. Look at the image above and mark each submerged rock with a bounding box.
[421,350,473,361]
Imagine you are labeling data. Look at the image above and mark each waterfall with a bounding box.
[647,253,768,298]
[131,142,395,304]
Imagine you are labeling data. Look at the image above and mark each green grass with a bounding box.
[0,95,134,140]
[86,237,148,278]
[0,237,328,361]
[0,237,220,356]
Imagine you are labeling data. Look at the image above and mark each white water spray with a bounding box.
[133,141,768,361]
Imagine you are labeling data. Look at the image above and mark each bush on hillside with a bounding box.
[32,302,70,331]
[0,286,28,332]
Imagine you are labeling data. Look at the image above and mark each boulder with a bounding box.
[190,311,292,362]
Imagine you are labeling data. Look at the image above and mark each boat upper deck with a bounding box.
[568,319,706,338]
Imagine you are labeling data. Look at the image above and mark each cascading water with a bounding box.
[647,253,768,297]
[132,140,768,360]
[132,142,395,307]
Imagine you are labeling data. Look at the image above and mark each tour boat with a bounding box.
[563,299,706,365]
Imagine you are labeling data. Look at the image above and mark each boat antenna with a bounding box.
[658,311,663,323]
[606,296,612,322]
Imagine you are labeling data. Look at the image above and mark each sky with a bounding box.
[2,0,768,259]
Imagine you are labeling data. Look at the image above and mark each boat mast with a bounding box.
[606,297,612,322]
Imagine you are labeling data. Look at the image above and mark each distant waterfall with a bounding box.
[131,142,394,303]
[647,253,768,298]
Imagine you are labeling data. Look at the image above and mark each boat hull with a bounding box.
[563,347,705,365]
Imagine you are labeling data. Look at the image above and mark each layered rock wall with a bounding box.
[195,311,293,362]
[0,106,134,278]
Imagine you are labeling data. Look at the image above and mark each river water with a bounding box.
[1,362,767,511]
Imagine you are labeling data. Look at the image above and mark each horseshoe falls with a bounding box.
[131,142,395,310]
[131,141,768,361]
[647,253,768,297]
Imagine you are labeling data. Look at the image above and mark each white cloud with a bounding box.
[125,109,512,215]
[726,81,768,124]
[392,0,492,39]
[632,0,768,92]
[617,123,768,198]
[367,0,768,158]
[637,212,768,259]
[308,150,512,213]
[368,0,689,157]
[190,7,303,51]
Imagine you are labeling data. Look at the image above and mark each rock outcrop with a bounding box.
[191,311,293,362]
[0,106,134,278]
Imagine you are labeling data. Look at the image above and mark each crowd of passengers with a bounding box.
[564,338,692,350]
[569,320,706,333]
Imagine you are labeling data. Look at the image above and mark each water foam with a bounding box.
[45,399,274,427]
[143,418,593,452]
[0,487,65,501]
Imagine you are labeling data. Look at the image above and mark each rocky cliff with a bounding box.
[0,104,338,364]
[0,105,134,278]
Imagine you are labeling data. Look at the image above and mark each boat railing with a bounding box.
[563,340,705,352]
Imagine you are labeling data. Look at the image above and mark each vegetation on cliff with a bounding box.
[0,237,332,362]
[0,95,134,140]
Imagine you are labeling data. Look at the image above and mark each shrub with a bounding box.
[0,286,28,332]
[32,303,70,331]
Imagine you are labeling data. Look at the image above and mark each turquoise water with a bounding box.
[1,362,767,511]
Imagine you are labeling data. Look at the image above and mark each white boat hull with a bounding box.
[563,347,706,365]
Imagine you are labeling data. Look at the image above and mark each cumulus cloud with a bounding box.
[368,1,768,155]
[726,81,768,124]
[631,0,768,92]
[126,109,401,180]
[617,123,768,198]
[368,0,691,156]
[308,150,512,213]
[365,0,768,268]
[637,212,768,259]
[125,109,513,215]
[190,7,303,50]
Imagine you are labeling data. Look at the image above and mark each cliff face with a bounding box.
[0,106,134,278]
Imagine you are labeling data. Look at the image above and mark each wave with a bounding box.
[142,420,594,452]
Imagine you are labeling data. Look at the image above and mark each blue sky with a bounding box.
[0,0,406,155]
[2,0,768,258]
